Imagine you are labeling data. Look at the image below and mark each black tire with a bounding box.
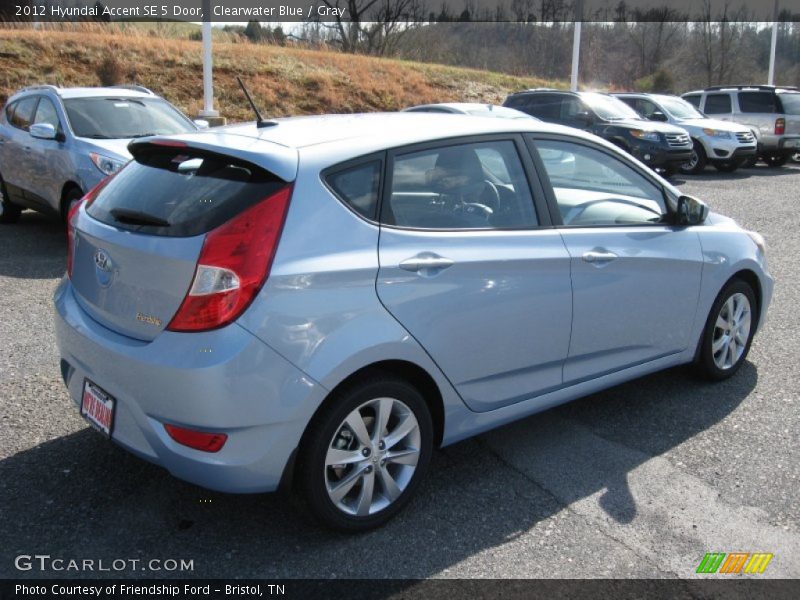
[763,153,788,168]
[713,160,738,173]
[679,140,707,175]
[695,279,757,381]
[0,174,22,224]
[296,371,433,532]
[791,152,800,163]
[61,187,84,223]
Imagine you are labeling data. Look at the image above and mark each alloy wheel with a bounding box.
[711,292,752,370]
[324,397,420,516]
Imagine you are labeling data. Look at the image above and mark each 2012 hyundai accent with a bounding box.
[54,113,772,531]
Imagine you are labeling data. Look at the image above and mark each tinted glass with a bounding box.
[326,160,381,220]
[9,97,37,130]
[777,92,800,115]
[386,140,537,229]
[704,94,732,114]
[581,93,641,120]
[33,97,61,132]
[683,94,702,108]
[87,147,287,237]
[738,92,777,113]
[521,95,562,120]
[534,139,666,226]
[64,97,194,139]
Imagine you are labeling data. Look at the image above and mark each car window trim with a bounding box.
[380,133,553,233]
[320,151,386,224]
[524,132,677,230]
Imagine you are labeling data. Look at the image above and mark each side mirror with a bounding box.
[576,110,594,125]
[29,123,57,140]
[650,111,668,122]
[193,119,210,130]
[676,195,709,226]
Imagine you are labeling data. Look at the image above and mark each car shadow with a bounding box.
[0,361,757,581]
[0,210,65,279]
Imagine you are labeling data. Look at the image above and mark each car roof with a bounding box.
[214,112,568,149]
[140,112,598,181]
[405,103,505,113]
[12,86,157,100]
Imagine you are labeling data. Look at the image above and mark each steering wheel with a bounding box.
[479,180,501,211]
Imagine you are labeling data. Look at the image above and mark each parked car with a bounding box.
[0,85,201,224]
[55,113,772,531]
[681,85,800,167]
[613,93,757,174]
[503,89,693,173]
[404,103,537,119]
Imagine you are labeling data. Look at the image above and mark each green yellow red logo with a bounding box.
[696,552,773,574]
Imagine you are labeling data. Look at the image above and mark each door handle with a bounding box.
[582,251,618,264]
[399,254,455,274]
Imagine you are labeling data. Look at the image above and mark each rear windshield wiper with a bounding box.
[110,208,170,227]
[129,133,158,138]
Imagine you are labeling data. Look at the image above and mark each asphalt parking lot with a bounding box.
[1,165,798,580]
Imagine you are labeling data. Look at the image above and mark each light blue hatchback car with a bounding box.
[54,113,773,531]
[0,85,199,223]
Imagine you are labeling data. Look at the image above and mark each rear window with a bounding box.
[704,94,732,114]
[325,160,381,220]
[738,92,778,113]
[778,92,800,115]
[87,147,287,237]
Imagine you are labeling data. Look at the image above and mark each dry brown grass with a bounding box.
[0,28,562,122]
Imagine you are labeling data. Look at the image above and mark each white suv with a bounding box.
[614,93,757,174]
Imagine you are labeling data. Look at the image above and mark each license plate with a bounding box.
[81,380,115,438]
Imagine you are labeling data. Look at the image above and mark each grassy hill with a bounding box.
[0,28,564,123]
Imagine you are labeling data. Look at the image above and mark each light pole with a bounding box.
[767,0,779,86]
[199,0,220,121]
[570,0,583,92]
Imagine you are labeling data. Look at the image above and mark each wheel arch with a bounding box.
[59,181,84,218]
[311,360,445,449]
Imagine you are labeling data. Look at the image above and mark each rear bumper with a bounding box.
[53,278,327,493]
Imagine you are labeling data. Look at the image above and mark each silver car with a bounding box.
[682,85,800,167]
[403,102,538,119]
[614,93,757,174]
[54,113,772,531]
[0,85,199,223]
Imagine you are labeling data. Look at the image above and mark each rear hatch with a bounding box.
[70,140,292,341]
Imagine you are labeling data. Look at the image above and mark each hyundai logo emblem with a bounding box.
[94,249,113,272]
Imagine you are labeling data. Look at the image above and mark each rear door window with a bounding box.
[738,92,778,113]
[8,96,38,131]
[87,147,287,237]
[704,94,732,114]
[325,160,381,220]
[384,139,538,229]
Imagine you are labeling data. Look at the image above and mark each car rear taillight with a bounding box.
[66,178,112,279]
[775,118,785,135]
[164,424,227,453]
[167,184,293,332]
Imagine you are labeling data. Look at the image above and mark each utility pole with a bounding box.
[767,0,779,86]
[570,0,583,92]
[199,0,222,124]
